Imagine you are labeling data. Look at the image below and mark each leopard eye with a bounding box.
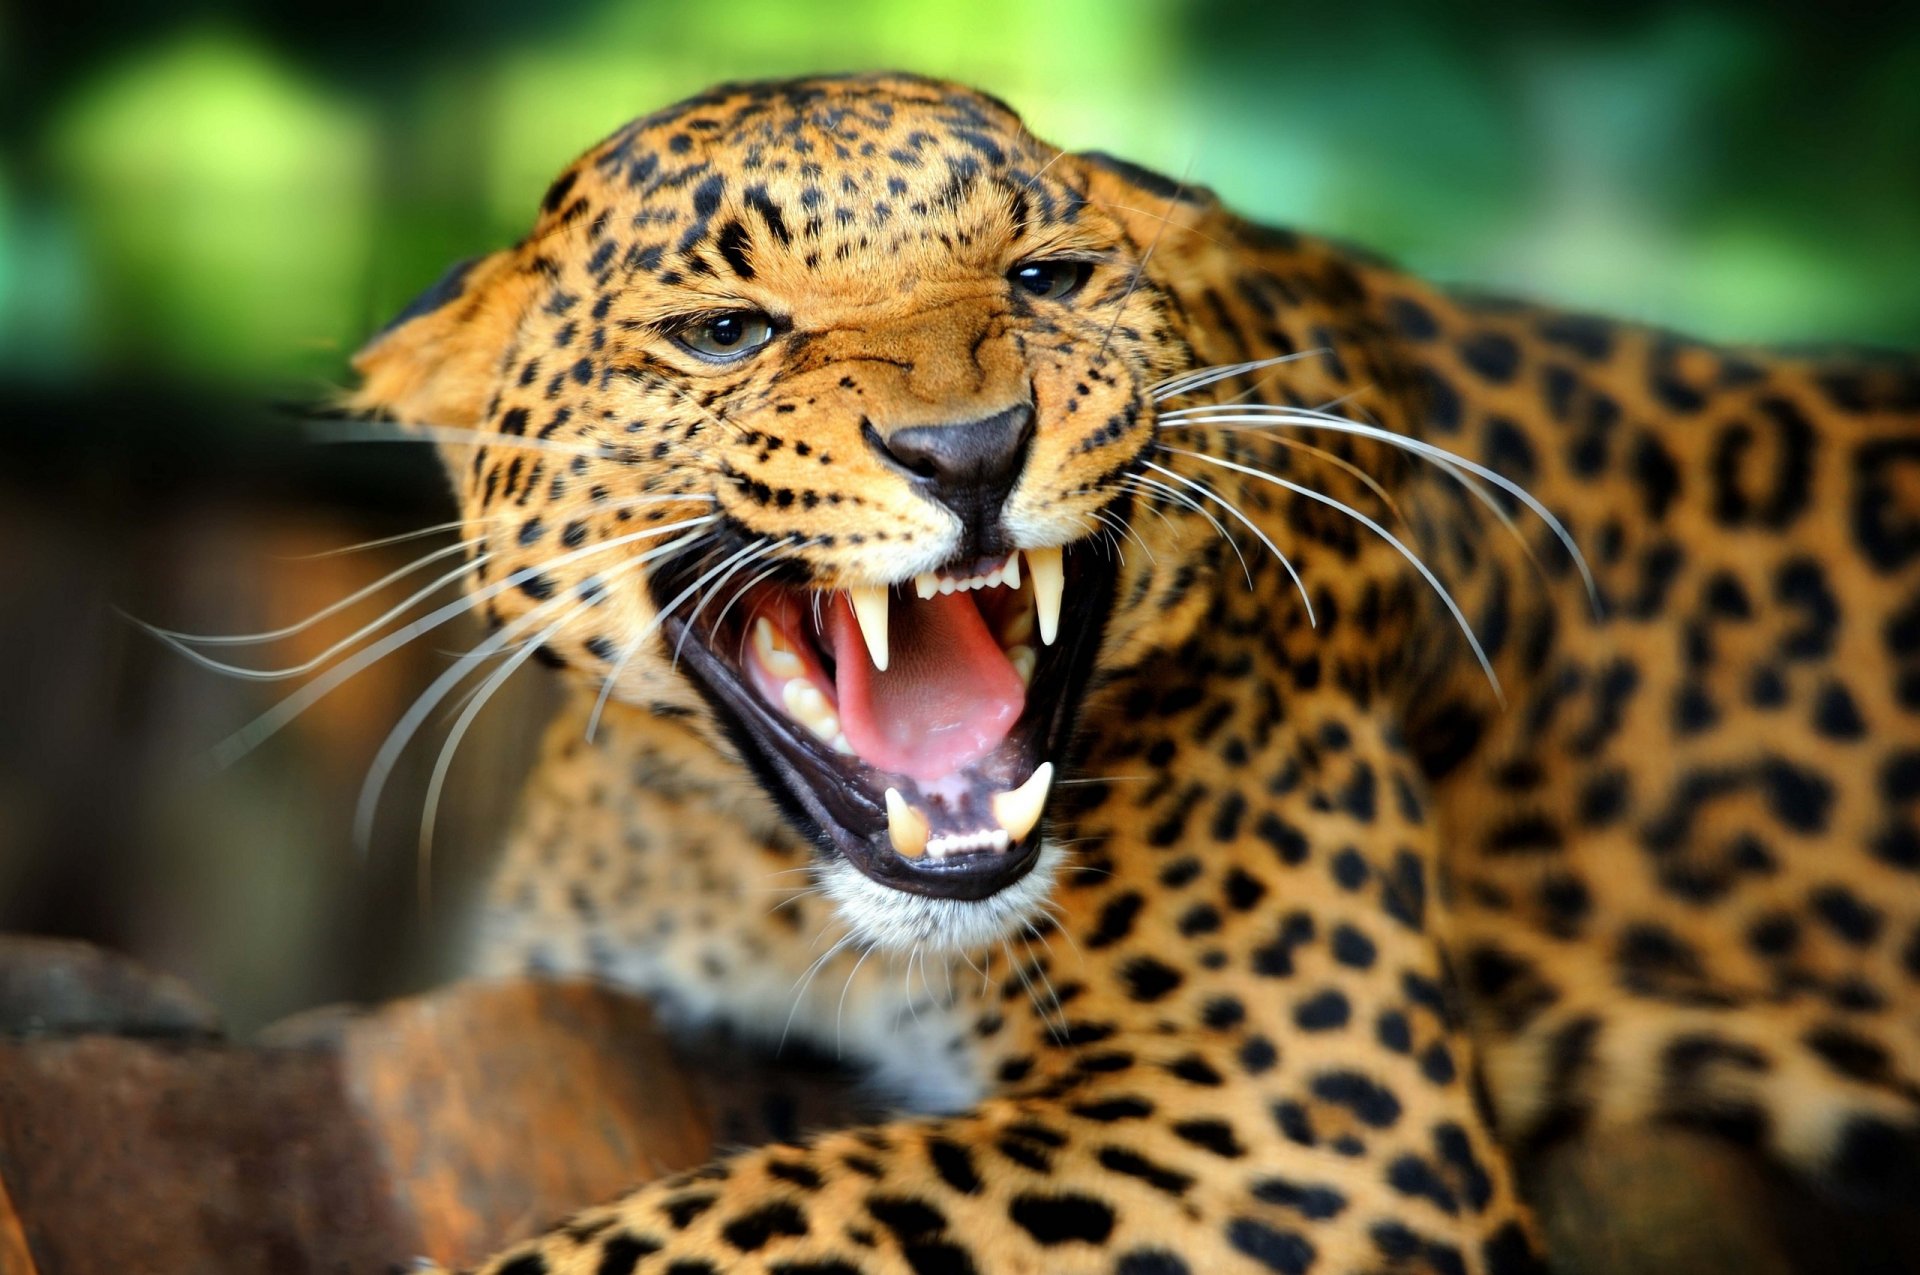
[1008,259,1091,302]
[672,311,777,360]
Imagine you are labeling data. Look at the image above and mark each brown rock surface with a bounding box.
[0,938,716,1275]
[0,936,221,1038]
[268,978,713,1267]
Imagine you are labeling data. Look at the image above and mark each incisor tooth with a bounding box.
[990,761,1054,844]
[847,585,890,671]
[885,787,929,859]
[915,572,940,600]
[1002,552,1022,590]
[1025,546,1064,646]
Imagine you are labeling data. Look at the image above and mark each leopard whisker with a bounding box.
[709,559,801,650]
[1085,199,1233,252]
[1054,864,1114,878]
[1335,395,1563,594]
[210,515,717,771]
[1094,156,1196,361]
[140,536,484,653]
[309,419,631,462]
[670,536,795,671]
[354,532,704,850]
[1036,901,1086,964]
[414,584,623,904]
[761,887,823,916]
[1092,505,1157,565]
[1003,937,1069,1046]
[1159,404,1599,614]
[587,535,783,742]
[1149,350,1327,402]
[1111,482,1178,536]
[1017,145,1072,195]
[1262,434,1408,527]
[139,491,710,664]
[956,944,986,993]
[1425,450,1561,589]
[133,549,490,681]
[1117,473,1254,590]
[285,518,471,560]
[760,864,820,881]
[897,943,925,1030]
[1158,442,1503,703]
[1139,458,1315,625]
[762,888,822,912]
[1022,932,1072,1024]
[611,362,752,439]
[835,941,879,1058]
[780,931,857,1058]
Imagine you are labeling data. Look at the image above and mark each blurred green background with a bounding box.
[1,0,1917,1032]
[4,0,1918,395]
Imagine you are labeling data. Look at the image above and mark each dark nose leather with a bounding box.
[871,404,1035,516]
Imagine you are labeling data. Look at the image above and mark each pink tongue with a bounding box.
[831,591,1025,782]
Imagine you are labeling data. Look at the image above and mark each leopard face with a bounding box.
[352,74,1205,951]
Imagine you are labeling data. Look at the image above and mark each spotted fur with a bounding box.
[349,74,1920,1273]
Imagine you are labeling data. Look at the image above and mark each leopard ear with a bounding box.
[346,249,537,433]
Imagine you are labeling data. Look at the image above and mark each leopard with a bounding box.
[342,72,1920,1273]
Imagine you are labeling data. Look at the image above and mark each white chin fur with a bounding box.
[820,840,1062,954]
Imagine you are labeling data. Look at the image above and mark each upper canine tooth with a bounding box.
[1025,546,1063,646]
[990,761,1054,844]
[915,572,940,600]
[885,787,929,859]
[847,585,890,671]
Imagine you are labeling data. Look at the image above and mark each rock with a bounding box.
[0,936,221,1039]
[267,978,712,1266]
[0,1033,403,1274]
[0,945,714,1274]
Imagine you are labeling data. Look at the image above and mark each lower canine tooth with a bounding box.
[885,788,929,859]
[990,761,1054,844]
[1025,546,1063,646]
[1008,644,1035,686]
[847,585,891,671]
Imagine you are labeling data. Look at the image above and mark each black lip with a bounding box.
[655,534,1120,903]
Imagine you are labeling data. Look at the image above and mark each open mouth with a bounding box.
[656,541,1118,901]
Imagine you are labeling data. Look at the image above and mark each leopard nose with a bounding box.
[868,404,1036,513]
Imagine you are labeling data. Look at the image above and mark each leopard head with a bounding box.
[352,73,1251,951]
